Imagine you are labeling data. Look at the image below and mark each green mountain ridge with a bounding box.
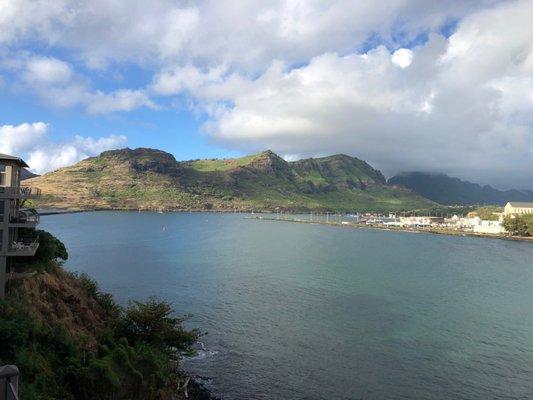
[388,172,533,206]
[25,148,435,212]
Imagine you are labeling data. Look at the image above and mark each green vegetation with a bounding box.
[186,154,260,172]
[0,231,200,400]
[11,228,69,274]
[503,215,533,236]
[26,148,435,212]
[472,206,502,220]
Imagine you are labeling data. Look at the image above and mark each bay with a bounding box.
[40,211,533,400]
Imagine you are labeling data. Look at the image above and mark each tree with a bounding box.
[118,297,198,352]
[503,216,529,236]
[14,229,68,271]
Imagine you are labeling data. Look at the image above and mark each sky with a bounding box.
[0,0,532,190]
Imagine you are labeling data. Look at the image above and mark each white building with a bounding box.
[504,202,533,216]
[473,220,506,234]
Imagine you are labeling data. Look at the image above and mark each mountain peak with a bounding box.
[99,147,176,161]
[293,153,386,186]
[245,150,292,176]
[255,149,286,163]
[94,147,179,174]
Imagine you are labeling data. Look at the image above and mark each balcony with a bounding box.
[0,365,19,400]
[7,238,39,256]
[0,186,41,199]
[9,209,40,227]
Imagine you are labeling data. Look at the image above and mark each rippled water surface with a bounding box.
[41,212,533,400]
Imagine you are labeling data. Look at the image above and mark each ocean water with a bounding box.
[40,211,533,400]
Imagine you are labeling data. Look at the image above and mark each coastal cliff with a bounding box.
[0,231,216,400]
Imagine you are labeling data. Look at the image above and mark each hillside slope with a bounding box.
[0,231,212,400]
[388,172,533,205]
[25,148,435,212]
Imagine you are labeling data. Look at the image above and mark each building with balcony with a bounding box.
[0,153,40,299]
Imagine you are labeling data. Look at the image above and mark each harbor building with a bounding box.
[0,154,41,299]
[504,202,533,216]
[473,220,506,234]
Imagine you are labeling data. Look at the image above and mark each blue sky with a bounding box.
[0,50,242,160]
[0,91,240,160]
[1,0,532,189]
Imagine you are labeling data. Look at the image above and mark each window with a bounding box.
[0,164,5,186]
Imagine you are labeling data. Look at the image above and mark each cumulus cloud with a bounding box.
[23,57,73,84]
[391,49,413,68]
[157,0,533,189]
[0,122,48,155]
[1,0,532,188]
[2,54,155,114]
[0,0,499,70]
[151,65,227,96]
[86,90,157,114]
[0,122,127,173]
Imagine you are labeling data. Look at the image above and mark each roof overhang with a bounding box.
[0,153,29,168]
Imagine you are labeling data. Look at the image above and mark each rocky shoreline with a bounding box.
[181,377,221,400]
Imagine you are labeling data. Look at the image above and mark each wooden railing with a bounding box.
[0,365,19,400]
[0,187,41,198]
[7,239,39,256]
[9,209,40,225]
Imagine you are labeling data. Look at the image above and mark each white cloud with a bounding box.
[0,0,499,70]
[1,0,532,188]
[0,122,48,155]
[23,57,73,84]
[171,0,533,189]
[391,48,413,68]
[86,90,157,114]
[27,134,127,173]
[5,55,156,114]
[151,65,227,96]
[0,122,127,173]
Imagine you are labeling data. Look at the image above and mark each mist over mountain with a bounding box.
[388,172,533,206]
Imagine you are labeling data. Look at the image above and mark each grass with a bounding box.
[187,154,260,172]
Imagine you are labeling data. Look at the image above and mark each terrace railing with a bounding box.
[0,187,41,198]
[7,238,39,257]
[0,365,19,400]
[9,209,40,225]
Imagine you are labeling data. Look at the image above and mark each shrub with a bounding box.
[15,229,68,272]
[118,297,198,352]
[1,247,199,400]
[503,215,531,236]
[34,229,69,262]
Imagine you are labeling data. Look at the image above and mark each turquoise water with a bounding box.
[40,212,533,400]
